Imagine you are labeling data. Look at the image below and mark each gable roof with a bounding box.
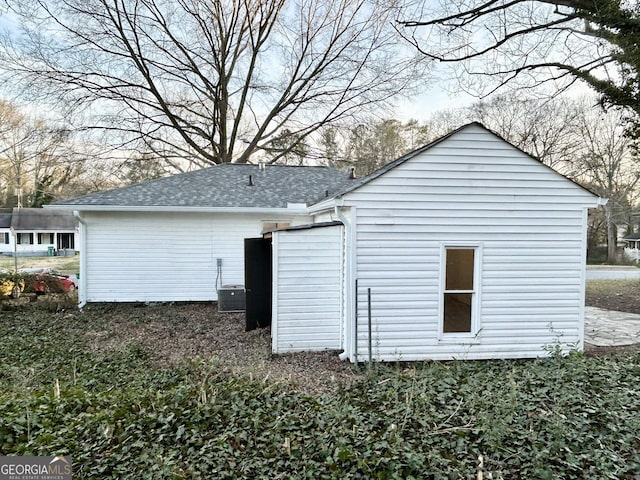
[624,232,640,241]
[0,209,11,229]
[0,208,78,230]
[10,208,78,230]
[52,164,353,210]
[51,123,603,213]
[324,122,602,202]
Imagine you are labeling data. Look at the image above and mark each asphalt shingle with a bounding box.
[54,164,353,209]
[10,208,78,230]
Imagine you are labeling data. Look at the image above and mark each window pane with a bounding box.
[443,293,472,333]
[446,249,474,290]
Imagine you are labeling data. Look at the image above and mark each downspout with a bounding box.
[334,205,353,362]
[73,211,88,308]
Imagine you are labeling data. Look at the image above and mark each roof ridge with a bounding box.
[221,163,338,169]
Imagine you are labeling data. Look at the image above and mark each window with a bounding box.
[17,233,34,245]
[442,246,480,335]
[38,233,54,245]
[0,232,8,244]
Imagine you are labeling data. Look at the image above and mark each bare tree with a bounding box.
[319,118,432,175]
[572,102,640,261]
[466,96,583,174]
[397,0,640,135]
[1,0,426,166]
[0,99,85,207]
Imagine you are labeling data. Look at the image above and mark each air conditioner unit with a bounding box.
[217,285,246,312]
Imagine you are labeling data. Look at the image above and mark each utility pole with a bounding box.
[16,187,22,209]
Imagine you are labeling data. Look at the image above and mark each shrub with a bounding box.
[0,272,25,298]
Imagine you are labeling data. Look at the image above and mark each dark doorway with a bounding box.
[57,233,75,250]
[244,237,272,331]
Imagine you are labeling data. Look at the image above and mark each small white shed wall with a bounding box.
[81,211,309,302]
[341,124,599,361]
[272,225,343,353]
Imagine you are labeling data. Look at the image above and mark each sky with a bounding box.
[0,1,600,151]
[396,86,477,121]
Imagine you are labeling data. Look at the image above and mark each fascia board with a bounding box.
[308,197,341,214]
[43,205,310,215]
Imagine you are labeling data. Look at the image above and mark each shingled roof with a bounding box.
[53,164,353,209]
[0,209,11,229]
[10,208,78,230]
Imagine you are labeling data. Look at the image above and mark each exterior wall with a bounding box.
[81,211,309,303]
[623,247,640,263]
[272,225,343,353]
[341,124,599,361]
[0,229,13,254]
[0,230,79,256]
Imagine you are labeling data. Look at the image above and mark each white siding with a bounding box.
[0,229,13,254]
[82,211,309,302]
[342,124,599,361]
[272,225,343,353]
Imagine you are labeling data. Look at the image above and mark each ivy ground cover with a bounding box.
[1,303,639,479]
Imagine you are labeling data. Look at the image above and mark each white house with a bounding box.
[0,210,11,254]
[0,208,79,257]
[49,165,352,303]
[51,123,605,361]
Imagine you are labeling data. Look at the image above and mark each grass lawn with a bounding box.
[0,254,80,274]
[1,297,639,478]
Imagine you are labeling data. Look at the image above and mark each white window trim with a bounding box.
[17,232,34,245]
[438,243,483,343]
[38,232,55,245]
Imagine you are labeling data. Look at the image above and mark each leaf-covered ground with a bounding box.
[586,279,640,314]
[1,302,640,479]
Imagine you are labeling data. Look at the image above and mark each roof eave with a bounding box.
[44,204,311,215]
[307,197,342,214]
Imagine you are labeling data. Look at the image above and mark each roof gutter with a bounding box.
[45,205,310,215]
[73,211,88,309]
[334,205,355,363]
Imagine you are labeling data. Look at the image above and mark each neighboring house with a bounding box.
[51,123,605,361]
[617,224,630,247]
[0,208,79,257]
[623,232,640,262]
[0,210,11,254]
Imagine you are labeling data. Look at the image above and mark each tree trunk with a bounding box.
[605,204,618,263]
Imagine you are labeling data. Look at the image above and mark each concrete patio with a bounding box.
[585,307,640,347]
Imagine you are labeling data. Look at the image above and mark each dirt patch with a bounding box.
[585,343,640,356]
[78,303,359,394]
[8,278,638,388]
[585,279,640,314]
